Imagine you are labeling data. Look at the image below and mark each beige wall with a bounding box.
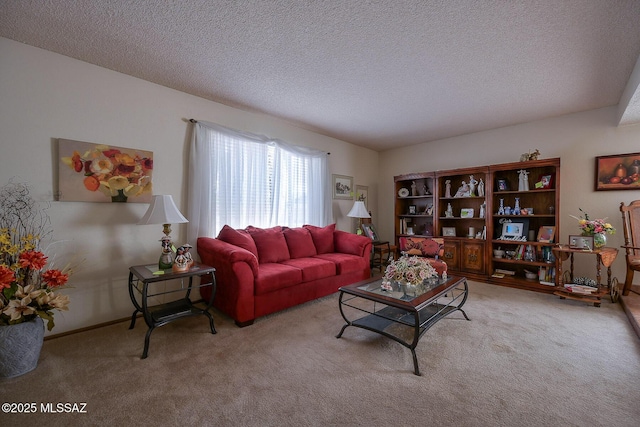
[0,37,378,335]
[378,107,640,283]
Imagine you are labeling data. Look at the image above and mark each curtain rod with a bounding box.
[187,118,330,154]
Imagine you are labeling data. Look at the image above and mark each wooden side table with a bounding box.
[551,246,619,306]
[128,263,217,358]
[371,241,397,272]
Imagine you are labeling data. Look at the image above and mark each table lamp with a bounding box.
[347,200,371,234]
[138,195,188,269]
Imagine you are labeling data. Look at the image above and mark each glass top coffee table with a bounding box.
[336,275,469,375]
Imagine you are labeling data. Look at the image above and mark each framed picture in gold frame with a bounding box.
[595,152,640,191]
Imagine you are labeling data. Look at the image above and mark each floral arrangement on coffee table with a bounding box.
[381,254,438,291]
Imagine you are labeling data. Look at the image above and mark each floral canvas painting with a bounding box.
[58,139,153,203]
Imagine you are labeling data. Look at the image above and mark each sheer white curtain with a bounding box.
[187,121,331,243]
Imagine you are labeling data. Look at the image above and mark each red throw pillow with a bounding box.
[246,226,291,264]
[304,224,335,254]
[217,225,258,258]
[283,227,317,259]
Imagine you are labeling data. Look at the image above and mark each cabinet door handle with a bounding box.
[444,251,453,259]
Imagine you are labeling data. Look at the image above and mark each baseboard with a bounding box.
[45,298,209,340]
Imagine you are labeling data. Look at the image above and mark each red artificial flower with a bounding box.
[141,158,153,172]
[72,151,83,172]
[102,149,121,158]
[0,265,15,290]
[42,269,69,288]
[18,250,48,270]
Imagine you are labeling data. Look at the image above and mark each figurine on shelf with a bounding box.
[478,179,485,197]
[513,197,521,215]
[454,181,470,198]
[497,199,505,215]
[422,184,430,196]
[445,180,452,198]
[411,181,418,196]
[445,203,454,218]
[468,175,478,197]
[518,170,529,191]
[479,203,486,219]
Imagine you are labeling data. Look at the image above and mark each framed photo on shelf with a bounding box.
[497,179,508,191]
[501,222,524,239]
[594,152,640,191]
[332,174,353,199]
[408,205,417,214]
[569,234,593,249]
[361,223,379,241]
[460,208,474,218]
[535,173,554,189]
[537,226,556,243]
[442,227,456,237]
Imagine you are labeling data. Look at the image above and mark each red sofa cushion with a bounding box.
[217,225,258,258]
[304,223,336,254]
[254,263,302,295]
[283,227,317,259]
[281,257,336,282]
[247,226,291,264]
[313,253,368,274]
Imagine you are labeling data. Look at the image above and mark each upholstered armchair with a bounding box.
[397,236,448,275]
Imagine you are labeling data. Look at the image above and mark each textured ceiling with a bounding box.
[2,0,640,151]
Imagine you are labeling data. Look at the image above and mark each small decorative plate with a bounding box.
[398,188,409,198]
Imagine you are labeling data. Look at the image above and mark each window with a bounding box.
[187,121,331,242]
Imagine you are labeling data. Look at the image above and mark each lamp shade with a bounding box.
[138,195,188,225]
[347,201,371,219]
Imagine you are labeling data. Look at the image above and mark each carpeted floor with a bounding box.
[1,280,639,426]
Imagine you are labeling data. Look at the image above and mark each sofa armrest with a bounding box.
[334,230,373,258]
[197,237,259,277]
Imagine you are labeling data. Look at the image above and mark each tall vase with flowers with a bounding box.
[570,208,616,249]
[0,181,75,378]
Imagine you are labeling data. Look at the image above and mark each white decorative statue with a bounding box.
[468,175,478,197]
[445,180,452,198]
[518,170,529,191]
[445,203,454,217]
[411,181,418,196]
[454,181,470,198]
[478,179,485,197]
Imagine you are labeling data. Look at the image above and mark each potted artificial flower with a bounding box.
[0,181,74,378]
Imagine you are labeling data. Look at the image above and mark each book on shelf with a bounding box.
[538,265,556,284]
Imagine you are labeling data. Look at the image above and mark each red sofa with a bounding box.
[198,224,372,327]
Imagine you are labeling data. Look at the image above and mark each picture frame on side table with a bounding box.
[361,223,380,241]
[569,235,593,249]
[333,174,353,199]
[442,227,456,237]
[595,152,640,191]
